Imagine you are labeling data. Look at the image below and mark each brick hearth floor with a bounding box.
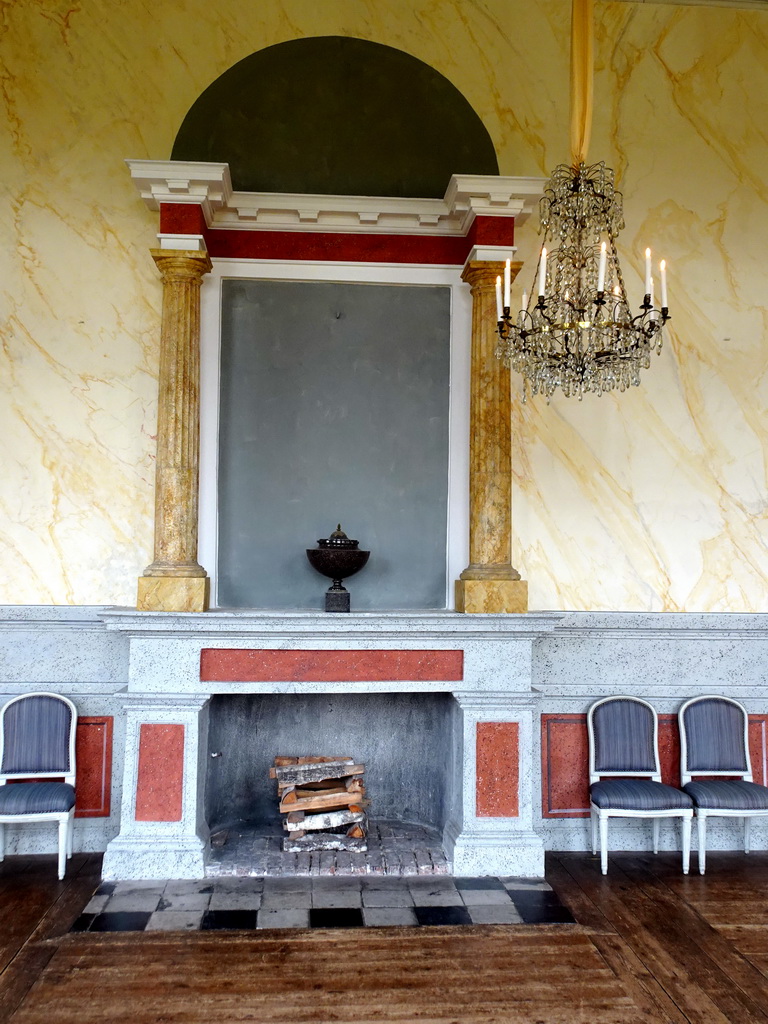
[71,875,575,932]
[206,820,450,877]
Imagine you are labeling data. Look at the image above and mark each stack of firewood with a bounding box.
[271,755,367,852]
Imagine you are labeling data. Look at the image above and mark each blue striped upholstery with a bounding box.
[592,699,657,773]
[591,779,693,811]
[0,782,75,814]
[682,698,748,773]
[683,780,768,811]
[1,695,72,774]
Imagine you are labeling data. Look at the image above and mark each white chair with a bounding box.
[588,696,693,875]
[0,692,78,879]
[679,694,768,875]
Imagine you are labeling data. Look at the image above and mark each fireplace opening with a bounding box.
[204,692,461,875]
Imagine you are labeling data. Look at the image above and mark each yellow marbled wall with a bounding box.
[0,0,765,609]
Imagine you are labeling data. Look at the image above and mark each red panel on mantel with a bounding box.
[476,722,519,817]
[135,724,184,822]
[200,649,464,683]
[541,713,768,818]
[75,717,113,818]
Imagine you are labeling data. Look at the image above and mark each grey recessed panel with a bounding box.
[217,279,451,610]
[204,693,456,832]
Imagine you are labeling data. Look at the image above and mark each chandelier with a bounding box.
[495,0,670,400]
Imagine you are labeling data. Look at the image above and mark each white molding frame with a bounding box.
[126,161,546,237]
[198,258,474,610]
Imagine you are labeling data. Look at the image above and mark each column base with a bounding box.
[102,834,208,880]
[137,576,210,612]
[444,821,545,876]
[455,578,528,613]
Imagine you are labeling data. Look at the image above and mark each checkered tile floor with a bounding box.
[71,876,576,932]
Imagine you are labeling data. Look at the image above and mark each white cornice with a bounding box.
[126,160,546,236]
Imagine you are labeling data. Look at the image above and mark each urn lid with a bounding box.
[317,524,359,550]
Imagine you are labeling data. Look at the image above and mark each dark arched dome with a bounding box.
[171,37,498,198]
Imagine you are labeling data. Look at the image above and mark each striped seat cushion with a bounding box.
[591,779,693,811]
[0,782,76,815]
[683,780,768,811]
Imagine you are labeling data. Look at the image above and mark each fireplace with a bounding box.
[100,609,559,880]
[203,693,460,874]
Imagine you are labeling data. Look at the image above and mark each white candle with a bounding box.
[503,259,511,309]
[495,276,503,321]
[645,248,652,296]
[597,242,607,292]
[660,259,668,308]
[538,247,547,297]
[522,290,528,311]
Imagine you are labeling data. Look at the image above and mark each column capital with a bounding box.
[150,248,212,282]
[461,260,523,292]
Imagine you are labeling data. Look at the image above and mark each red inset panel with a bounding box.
[541,715,591,818]
[476,722,519,817]
[200,649,464,683]
[541,712,768,818]
[75,717,113,818]
[135,724,184,822]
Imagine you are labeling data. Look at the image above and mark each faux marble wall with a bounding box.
[1,1,766,610]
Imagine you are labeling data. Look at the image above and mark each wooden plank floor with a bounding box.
[4,851,768,1022]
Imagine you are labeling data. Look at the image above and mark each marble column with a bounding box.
[137,250,212,612]
[455,261,528,613]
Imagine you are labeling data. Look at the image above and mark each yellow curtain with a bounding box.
[569,0,594,168]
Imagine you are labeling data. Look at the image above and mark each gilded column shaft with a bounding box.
[146,251,211,576]
[461,261,520,578]
[138,250,211,610]
[455,261,527,613]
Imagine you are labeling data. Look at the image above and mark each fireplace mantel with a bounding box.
[101,609,562,879]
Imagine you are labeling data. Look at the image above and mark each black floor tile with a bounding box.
[70,913,96,932]
[94,881,116,896]
[515,905,576,924]
[309,908,364,928]
[89,911,151,932]
[506,891,575,924]
[414,905,472,926]
[455,877,506,890]
[201,910,257,930]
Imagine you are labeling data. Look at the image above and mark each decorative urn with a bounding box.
[306,525,370,613]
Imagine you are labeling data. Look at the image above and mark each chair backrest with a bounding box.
[588,696,661,784]
[0,692,77,785]
[679,695,751,785]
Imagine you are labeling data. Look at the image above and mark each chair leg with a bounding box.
[599,814,609,875]
[681,815,691,875]
[0,822,4,863]
[697,814,707,875]
[67,814,73,859]
[590,807,598,855]
[653,818,660,855]
[57,819,68,880]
